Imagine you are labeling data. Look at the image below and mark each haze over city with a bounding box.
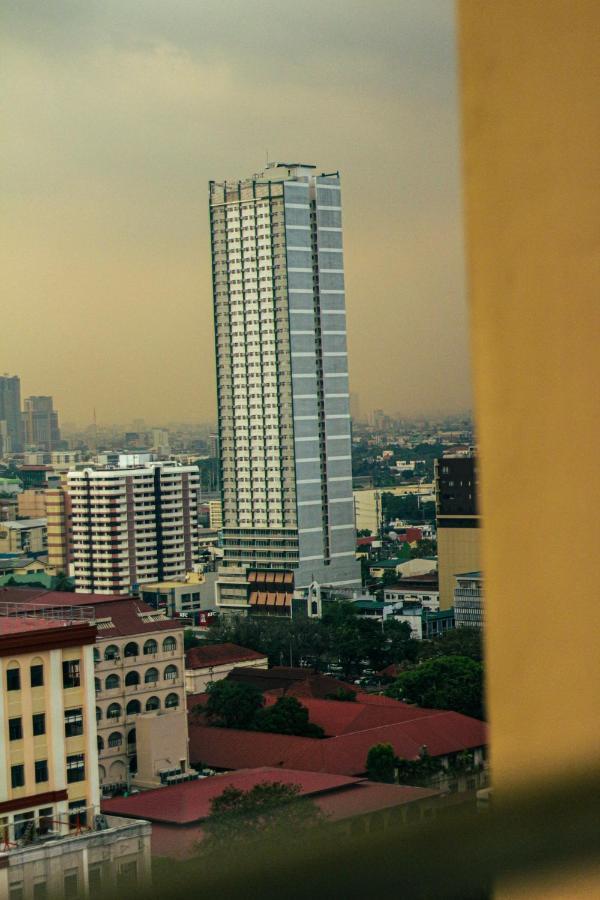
[2,0,471,425]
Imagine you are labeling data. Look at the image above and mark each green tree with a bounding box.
[184,628,201,651]
[410,538,437,558]
[419,628,484,663]
[199,782,325,854]
[395,748,444,786]
[366,743,396,783]
[253,696,324,738]
[204,680,264,729]
[54,571,75,592]
[386,655,485,719]
[324,689,357,702]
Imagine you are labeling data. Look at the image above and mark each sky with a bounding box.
[1,0,471,427]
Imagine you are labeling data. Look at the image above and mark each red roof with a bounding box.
[188,708,486,775]
[186,643,268,669]
[101,767,358,824]
[316,780,438,821]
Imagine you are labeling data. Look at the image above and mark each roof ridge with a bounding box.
[328,711,448,738]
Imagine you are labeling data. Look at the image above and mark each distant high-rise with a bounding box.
[0,375,23,452]
[209,162,360,588]
[68,462,199,594]
[435,452,481,608]
[22,395,61,450]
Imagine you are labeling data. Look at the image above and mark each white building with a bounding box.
[68,463,199,594]
[210,163,360,591]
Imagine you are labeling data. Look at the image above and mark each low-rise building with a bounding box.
[17,490,47,519]
[0,602,152,899]
[383,574,439,607]
[453,571,484,629]
[185,643,268,694]
[139,572,216,622]
[0,520,47,555]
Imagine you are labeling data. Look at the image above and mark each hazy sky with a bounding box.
[1,0,471,426]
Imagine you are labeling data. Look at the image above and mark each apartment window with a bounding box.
[6,667,20,691]
[62,660,80,689]
[11,764,25,788]
[63,870,79,900]
[64,708,83,738]
[35,759,49,784]
[30,664,44,687]
[9,717,22,741]
[66,754,85,783]
[68,801,87,829]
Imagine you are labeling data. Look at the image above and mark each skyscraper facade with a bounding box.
[0,375,23,452]
[22,395,61,450]
[209,162,360,589]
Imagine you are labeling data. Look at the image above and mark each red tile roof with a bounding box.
[186,643,268,669]
[101,767,359,824]
[316,780,439,821]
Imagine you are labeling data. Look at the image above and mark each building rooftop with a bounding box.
[1,518,47,529]
[186,643,268,670]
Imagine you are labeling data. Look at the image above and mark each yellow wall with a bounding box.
[457,0,600,892]
[437,526,480,610]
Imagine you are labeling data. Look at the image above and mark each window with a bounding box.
[30,664,44,687]
[145,696,160,711]
[143,639,157,655]
[37,808,53,835]
[127,728,136,745]
[11,764,25,788]
[66,754,85,783]
[105,673,120,690]
[62,660,80,689]
[117,861,138,887]
[88,863,104,899]
[68,801,87,830]
[96,706,102,722]
[9,717,22,741]
[13,811,34,840]
[35,760,48,784]
[163,636,177,652]
[108,731,122,748]
[6,667,20,691]
[64,708,83,738]
[104,645,120,661]
[97,735,104,752]
[63,869,79,900]
[33,882,47,900]
[144,667,158,683]
[125,670,140,686]
[107,703,121,719]
[164,664,178,681]
[9,884,23,900]
[33,713,46,736]
[165,693,179,708]
[126,699,141,716]
[124,642,139,657]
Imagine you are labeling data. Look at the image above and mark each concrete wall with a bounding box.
[436,526,480,610]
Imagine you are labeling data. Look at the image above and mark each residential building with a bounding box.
[0,588,189,794]
[383,604,455,640]
[50,451,82,472]
[210,162,360,591]
[435,453,481,609]
[139,571,216,622]
[17,489,47,519]
[353,484,434,535]
[68,462,199,594]
[382,573,439,606]
[102,767,439,859]
[184,643,268,694]
[22,396,61,451]
[208,499,223,531]
[0,375,23,452]
[453,571,484,629]
[45,481,72,573]
[0,520,47,555]
[0,601,152,898]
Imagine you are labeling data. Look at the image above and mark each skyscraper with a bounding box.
[209,162,360,589]
[435,452,481,608]
[22,395,61,450]
[0,374,23,452]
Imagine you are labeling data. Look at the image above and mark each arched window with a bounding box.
[107,703,121,719]
[163,636,177,653]
[95,677,101,693]
[93,648,101,663]
[124,642,139,658]
[129,755,137,773]
[96,706,102,722]
[125,670,140,687]
[97,735,104,752]
[145,696,160,712]
[126,699,141,716]
[104,645,119,661]
[144,668,159,684]
[105,674,120,690]
[164,664,178,681]
[127,728,136,745]
[108,731,122,748]
[165,693,179,709]
[143,639,157,655]
[6,662,21,692]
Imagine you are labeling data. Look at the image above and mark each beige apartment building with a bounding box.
[0,600,151,899]
[16,489,47,519]
[45,481,71,572]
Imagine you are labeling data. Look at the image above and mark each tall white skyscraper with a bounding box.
[209,162,360,589]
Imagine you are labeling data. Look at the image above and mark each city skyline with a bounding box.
[2,1,471,425]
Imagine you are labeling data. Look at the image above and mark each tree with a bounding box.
[410,538,437,558]
[385,655,485,719]
[395,748,444,786]
[253,696,325,738]
[419,628,484,663]
[199,782,325,854]
[325,689,357,702]
[54,571,75,592]
[184,628,201,651]
[366,743,396,783]
[204,680,264,729]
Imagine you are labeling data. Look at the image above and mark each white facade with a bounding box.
[68,463,199,594]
